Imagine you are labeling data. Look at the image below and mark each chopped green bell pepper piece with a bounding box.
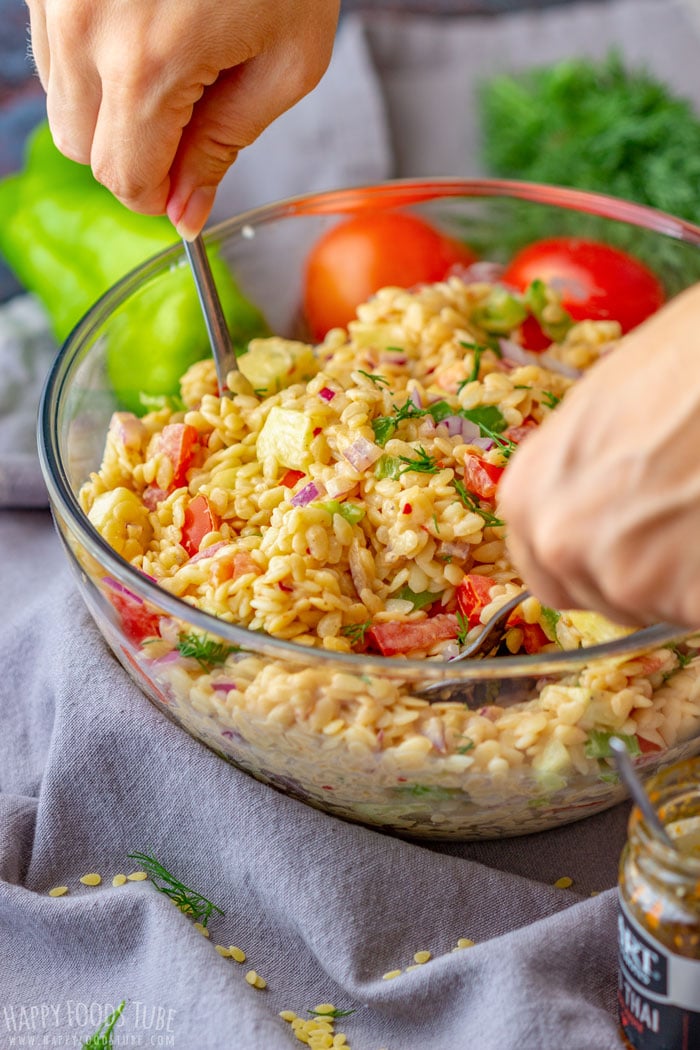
[471,286,527,335]
[0,122,268,412]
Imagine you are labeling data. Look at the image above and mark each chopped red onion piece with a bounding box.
[499,337,582,379]
[212,682,238,692]
[158,619,180,646]
[318,386,336,402]
[150,650,182,666]
[539,352,582,379]
[102,576,143,603]
[498,338,541,368]
[418,415,437,437]
[291,481,323,507]
[451,260,505,284]
[442,416,482,442]
[410,387,423,409]
[471,437,495,451]
[421,716,447,753]
[142,486,168,511]
[478,706,503,721]
[342,437,383,471]
[460,419,481,442]
[439,540,473,559]
[443,415,466,437]
[109,411,146,450]
[189,541,226,563]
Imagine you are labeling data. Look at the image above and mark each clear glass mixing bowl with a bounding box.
[38,179,700,839]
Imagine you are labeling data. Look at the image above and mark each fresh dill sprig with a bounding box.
[177,632,240,671]
[82,1001,125,1049]
[484,429,517,460]
[126,852,224,927]
[459,405,516,459]
[541,390,561,409]
[371,398,428,446]
[451,480,505,527]
[458,340,489,388]
[456,611,471,647]
[398,446,440,475]
[514,383,561,410]
[341,620,373,646]
[357,369,390,388]
[662,644,696,681]
[673,646,695,669]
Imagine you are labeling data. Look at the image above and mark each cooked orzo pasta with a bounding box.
[80,273,700,837]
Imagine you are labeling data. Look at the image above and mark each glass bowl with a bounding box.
[38,178,700,839]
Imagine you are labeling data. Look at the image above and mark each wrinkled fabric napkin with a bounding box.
[2,3,700,1048]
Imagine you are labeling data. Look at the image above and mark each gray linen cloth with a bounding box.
[2,2,700,1047]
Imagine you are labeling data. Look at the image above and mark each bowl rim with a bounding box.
[38,176,694,681]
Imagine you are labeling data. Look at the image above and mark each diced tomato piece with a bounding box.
[519,315,551,352]
[463,454,505,501]
[504,609,550,654]
[182,494,217,558]
[109,590,161,645]
[518,621,550,654]
[637,736,663,754]
[280,468,306,488]
[456,574,495,628]
[504,237,664,335]
[504,420,538,444]
[634,654,668,676]
[231,551,259,579]
[366,614,458,656]
[159,423,199,490]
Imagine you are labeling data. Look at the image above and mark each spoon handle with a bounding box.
[183,234,238,393]
[609,737,676,849]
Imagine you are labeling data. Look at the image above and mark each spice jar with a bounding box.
[617,756,700,1050]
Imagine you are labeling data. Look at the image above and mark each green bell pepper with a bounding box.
[0,122,268,412]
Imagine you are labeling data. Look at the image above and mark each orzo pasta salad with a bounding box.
[79,271,700,837]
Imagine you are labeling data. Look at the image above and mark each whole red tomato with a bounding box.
[303,211,477,340]
[503,237,665,350]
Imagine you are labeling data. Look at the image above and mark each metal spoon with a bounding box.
[418,590,532,703]
[450,589,532,664]
[183,234,238,395]
[609,736,676,849]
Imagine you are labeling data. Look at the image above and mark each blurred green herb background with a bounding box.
[471,52,700,292]
[480,51,700,222]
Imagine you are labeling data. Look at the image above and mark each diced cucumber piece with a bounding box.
[256,406,320,470]
[238,337,317,395]
[565,610,634,645]
[532,737,571,792]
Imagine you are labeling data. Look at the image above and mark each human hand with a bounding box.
[499,282,700,629]
[26,0,340,238]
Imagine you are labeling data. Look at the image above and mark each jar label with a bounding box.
[618,893,700,1050]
